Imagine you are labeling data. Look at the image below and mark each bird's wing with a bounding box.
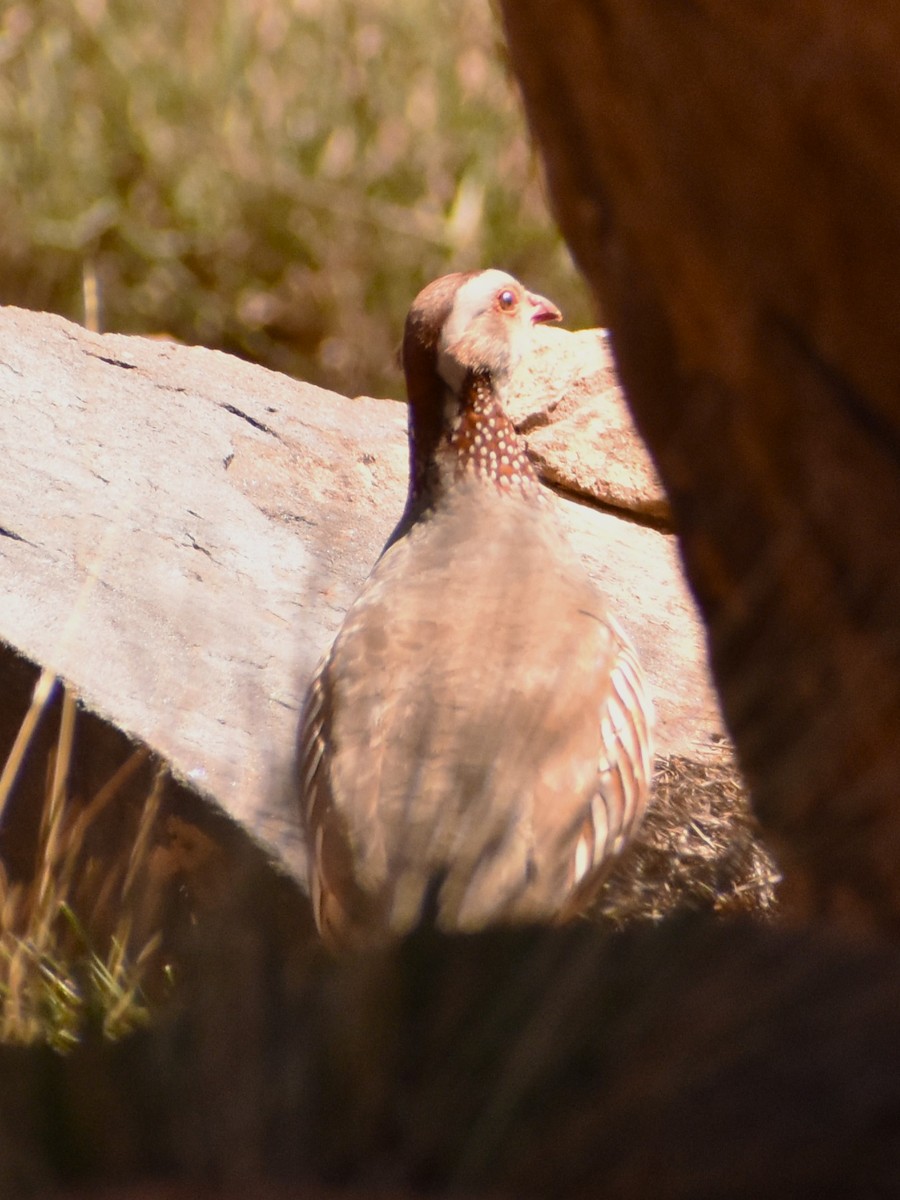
[563,623,654,915]
[296,654,381,950]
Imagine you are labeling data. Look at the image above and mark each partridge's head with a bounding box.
[400,270,561,500]
[402,268,561,394]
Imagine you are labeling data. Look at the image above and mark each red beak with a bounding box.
[527,290,563,325]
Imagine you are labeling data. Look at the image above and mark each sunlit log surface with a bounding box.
[500,1,900,930]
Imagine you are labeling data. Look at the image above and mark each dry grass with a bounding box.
[0,668,168,1051]
[598,752,781,927]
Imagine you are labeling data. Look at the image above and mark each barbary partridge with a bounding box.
[297,269,653,949]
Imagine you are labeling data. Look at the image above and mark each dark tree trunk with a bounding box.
[500,0,900,930]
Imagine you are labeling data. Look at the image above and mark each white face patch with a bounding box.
[437,269,522,391]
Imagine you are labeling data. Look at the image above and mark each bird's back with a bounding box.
[299,483,650,945]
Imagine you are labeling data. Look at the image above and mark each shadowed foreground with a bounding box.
[5,917,900,1198]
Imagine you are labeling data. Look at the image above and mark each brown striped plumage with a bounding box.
[297,270,653,949]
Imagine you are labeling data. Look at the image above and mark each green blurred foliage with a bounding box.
[0,0,592,397]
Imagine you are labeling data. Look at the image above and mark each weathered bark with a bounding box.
[500,1,900,929]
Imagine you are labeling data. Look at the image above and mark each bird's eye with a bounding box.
[497,288,518,312]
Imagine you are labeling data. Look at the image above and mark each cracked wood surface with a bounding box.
[0,305,724,878]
